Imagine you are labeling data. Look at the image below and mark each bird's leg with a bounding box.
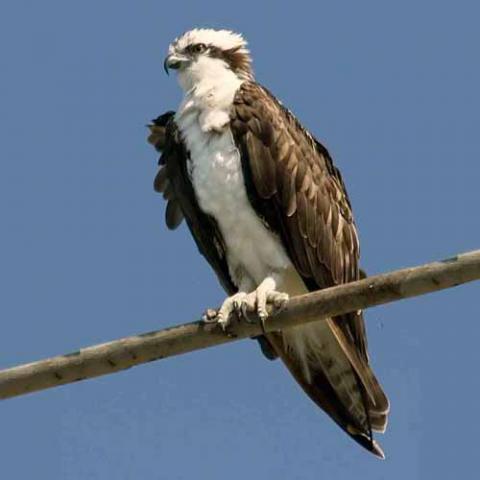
[244,276,289,330]
[214,291,249,330]
[203,276,289,332]
[202,276,255,330]
[210,276,289,331]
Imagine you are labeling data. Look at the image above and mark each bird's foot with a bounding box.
[215,292,253,331]
[201,292,249,330]
[203,278,289,331]
[250,278,289,327]
[202,308,219,323]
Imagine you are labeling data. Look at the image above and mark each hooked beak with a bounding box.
[163,54,189,75]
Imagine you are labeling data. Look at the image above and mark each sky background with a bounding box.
[1,1,479,478]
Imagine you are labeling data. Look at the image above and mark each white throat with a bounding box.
[175,56,243,133]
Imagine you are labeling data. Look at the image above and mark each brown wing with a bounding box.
[231,83,367,352]
[230,82,389,454]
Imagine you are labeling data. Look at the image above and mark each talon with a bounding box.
[215,309,232,330]
[259,315,268,334]
[202,308,218,323]
[239,301,254,323]
[211,281,289,331]
[215,292,248,330]
[217,317,229,331]
[270,292,289,310]
[257,307,268,320]
[216,310,234,331]
[232,294,246,314]
[242,310,256,324]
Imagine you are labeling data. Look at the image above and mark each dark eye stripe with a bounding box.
[186,43,207,54]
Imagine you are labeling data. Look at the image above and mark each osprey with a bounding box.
[148,28,389,457]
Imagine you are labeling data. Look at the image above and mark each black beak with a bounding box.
[163,54,186,75]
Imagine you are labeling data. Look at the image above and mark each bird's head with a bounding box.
[164,28,253,90]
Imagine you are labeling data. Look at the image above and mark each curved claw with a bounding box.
[268,292,289,311]
[215,292,248,330]
[202,308,219,324]
[204,283,290,333]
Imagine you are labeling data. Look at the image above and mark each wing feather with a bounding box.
[232,82,371,352]
[231,82,389,449]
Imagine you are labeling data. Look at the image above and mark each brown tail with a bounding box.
[266,330,388,458]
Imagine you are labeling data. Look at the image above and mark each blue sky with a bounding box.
[1,1,479,478]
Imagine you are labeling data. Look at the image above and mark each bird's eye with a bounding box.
[193,43,206,54]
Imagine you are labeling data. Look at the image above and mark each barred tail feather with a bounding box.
[266,324,388,458]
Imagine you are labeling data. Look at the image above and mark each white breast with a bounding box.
[175,74,292,288]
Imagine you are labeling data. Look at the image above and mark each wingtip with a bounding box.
[349,429,385,459]
[371,440,386,460]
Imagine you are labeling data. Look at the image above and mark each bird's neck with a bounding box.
[176,56,244,132]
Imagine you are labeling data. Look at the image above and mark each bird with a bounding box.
[148,28,389,457]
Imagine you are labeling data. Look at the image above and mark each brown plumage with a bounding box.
[230,82,389,455]
[149,81,389,457]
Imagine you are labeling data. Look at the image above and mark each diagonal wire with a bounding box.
[0,250,479,400]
